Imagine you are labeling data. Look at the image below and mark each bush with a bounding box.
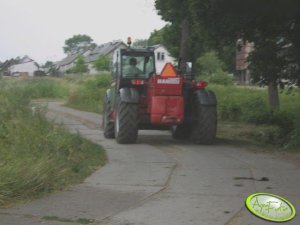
[240,97,270,124]
[34,70,46,76]
[93,55,111,72]
[196,51,225,75]
[72,56,89,74]
[210,84,300,148]
[210,85,268,122]
[205,72,234,86]
[197,51,233,86]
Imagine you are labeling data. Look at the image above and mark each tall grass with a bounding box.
[208,84,300,147]
[66,73,112,113]
[0,79,106,206]
[1,77,69,99]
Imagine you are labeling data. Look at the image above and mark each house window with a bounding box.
[157,52,165,61]
[161,52,165,61]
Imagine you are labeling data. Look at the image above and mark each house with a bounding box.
[152,44,176,74]
[0,58,17,76]
[54,41,127,75]
[235,39,254,84]
[55,51,85,74]
[84,41,127,74]
[0,56,39,77]
[54,41,175,75]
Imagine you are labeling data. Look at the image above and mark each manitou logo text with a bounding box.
[157,78,180,84]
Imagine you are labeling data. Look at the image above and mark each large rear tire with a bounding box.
[190,94,217,144]
[115,100,138,144]
[103,100,115,139]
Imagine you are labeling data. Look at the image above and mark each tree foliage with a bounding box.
[132,39,148,47]
[93,55,111,72]
[148,25,180,57]
[63,34,96,55]
[43,61,54,68]
[196,51,225,77]
[196,51,233,85]
[155,0,300,109]
[69,56,88,74]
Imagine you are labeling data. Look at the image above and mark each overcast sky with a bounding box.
[0,0,166,64]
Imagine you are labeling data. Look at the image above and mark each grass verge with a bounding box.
[0,78,106,207]
[65,73,111,113]
[209,84,300,149]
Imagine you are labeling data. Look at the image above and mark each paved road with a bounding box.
[0,102,299,225]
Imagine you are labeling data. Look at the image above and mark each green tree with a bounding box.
[214,0,300,110]
[63,34,96,55]
[93,55,111,72]
[155,0,300,110]
[148,29,164,46]
[155,0,215,72]
[156,0,216,61]
[196,51,225,76]
[43,61,54,68]
[148,25,180,57]
[132,39,148,47]
[73,56,88,74]
[196,51,233,85]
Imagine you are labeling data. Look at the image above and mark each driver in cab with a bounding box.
[124,57,143,77]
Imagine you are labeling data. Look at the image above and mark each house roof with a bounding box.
[19,55,34,64]
[54,41,127,68]
[151,44,163,49]
[0,56,34,68]
[56,52,82,67]
[85,41,127,63]
[0,58,19,71]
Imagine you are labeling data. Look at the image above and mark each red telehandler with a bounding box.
[103,41,217,144]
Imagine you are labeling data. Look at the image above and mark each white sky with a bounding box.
[0,0,166,64]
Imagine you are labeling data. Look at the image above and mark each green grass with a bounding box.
[65,73,112,113]
[0,78,106,207]
[2,77,69,99]
[208,84,300,149]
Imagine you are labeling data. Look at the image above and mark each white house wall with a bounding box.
[154,46,175,74]
[9,61,38,76]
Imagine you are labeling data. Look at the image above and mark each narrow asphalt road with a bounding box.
[0,102,299,225]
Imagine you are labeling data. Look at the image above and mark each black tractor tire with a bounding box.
[115,100,138,144]
[190,98,217,144]
[171,123,191,140]
[103,100,115,139]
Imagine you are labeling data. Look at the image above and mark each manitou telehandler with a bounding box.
[103,39,217,144]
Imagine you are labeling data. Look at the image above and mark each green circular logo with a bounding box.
[245,193,296,222]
